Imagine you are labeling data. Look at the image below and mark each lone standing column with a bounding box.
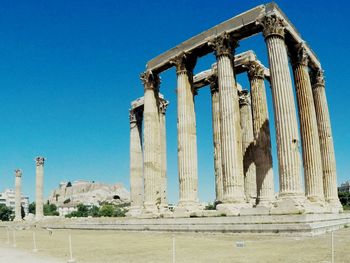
[239,90,257,205]
[35,157,45,219]
[209,75,224,204]
[292,45,325,206]
[141,71,161,214]
[171,52,201,212]
[262,15,305,213]
[159,100,169,211]
[211,32,247,213]
[312,69,342,212]
[14,169,22,221]
[248,61,275,206]
[128,108,144,216]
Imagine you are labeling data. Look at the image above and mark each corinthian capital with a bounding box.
[261,15,285,39]
[209,32,238,58]
[247,61,265,80]
[292,43,309,67]
[35,157,46,166]
[207,75,218,94]
[311,68,325,88]
[140,70,160,90]
[239,90,251,106]
[15,169,22,177]
[159,100,169,115]
[129,110,137,123]
[170,52,197,75]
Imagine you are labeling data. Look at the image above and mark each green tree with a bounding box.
[0,204,13,221]
[28,202,36,214]
[88,205,100,217]
[98,204,115,217]
[43,203,59,216]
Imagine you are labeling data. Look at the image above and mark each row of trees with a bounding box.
[65,203,128,218]
[28,202,59,216]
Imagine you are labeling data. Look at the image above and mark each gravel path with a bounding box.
[0,247,63,263]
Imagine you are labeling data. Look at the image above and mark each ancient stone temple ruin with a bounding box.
[129,3,342,218]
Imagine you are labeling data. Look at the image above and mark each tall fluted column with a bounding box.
[141,71,161,213]
[14,169,22,221]
[262,15,304,213]
[239,90,257,204]
[159,100,169,210]
[292,45,325,205]
[248,61,275,206]
[35,157,45,219]
[209,75,223,204]
[210,32,247,213]
[312,69,342,212]
[170,52,200,211]
[128,108,144,216]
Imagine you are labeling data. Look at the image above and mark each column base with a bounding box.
[270,195,307,215]
[216,202,251,216]
[13,218,22,222]
[173,200,203,216]
[125,206,143,217]
[303,199,327,214]
[325,199,343,213]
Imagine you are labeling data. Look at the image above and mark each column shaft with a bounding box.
[312,69,342,210]
[293,47,324,202]
[210,79,224,203]
[239,90,257,204]
[35,157,45,219]
[14,169,22,221]
[129,109,144,213]
[212,33,245,205]
[172,53,200,209]
[141,72,161,212]
[159,101,169,209]
[248,62,275,204]
[262,16,303,197]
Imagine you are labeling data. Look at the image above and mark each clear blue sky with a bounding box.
[0,0,348,204]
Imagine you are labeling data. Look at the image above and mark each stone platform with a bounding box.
[7,212,347,237]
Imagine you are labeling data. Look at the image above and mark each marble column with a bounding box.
[159,100,169,210]
[239,90,257,205]
[141,71,161,213]
[35,157,45,219]
[209,75,224,204]
[128,108,144,215]
[14,169,22,221]
[248,61,275,206]
[292,45,325,205]
[170,52,200,211]
[262,15,304,213]
[210,32,247,213]
[312,69,342,212]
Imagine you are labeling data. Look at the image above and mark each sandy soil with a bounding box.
[0,227,350,263]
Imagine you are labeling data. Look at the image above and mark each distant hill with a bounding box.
[48,180,130,207]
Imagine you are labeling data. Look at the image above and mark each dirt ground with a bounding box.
[0,227,350,263]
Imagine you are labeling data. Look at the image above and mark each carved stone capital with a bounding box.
[140,71,160,90]
[292,43,309,67]
[35,157,46,166]
[239,90,250,106]
[159,100,169,115]
[247,61,265,80]
[170,52,197,76]
[15,169,22,177]
[129,110,137,123]
[311,68,325,88]
[209,32,238,58]
[261,15,285,39]
[208,75,218,95]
